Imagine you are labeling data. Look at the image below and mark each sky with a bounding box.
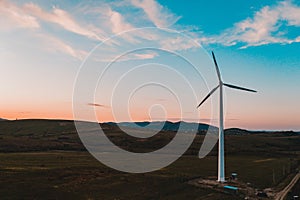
[0,0,300,130]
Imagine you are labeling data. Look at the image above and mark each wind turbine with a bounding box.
[197,51,257,182]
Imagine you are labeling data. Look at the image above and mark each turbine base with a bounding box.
[217,178,226,183]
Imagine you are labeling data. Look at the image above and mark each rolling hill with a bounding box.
[109,120,218,133]
[0,118,8,121]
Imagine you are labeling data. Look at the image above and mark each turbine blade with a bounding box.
[212,51,222,82]
[224,83,257,93]
[197,85,220,108]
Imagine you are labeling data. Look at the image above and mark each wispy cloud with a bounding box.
[205,1,300,48]
[37,33,88,60]
[98,6,140,43]
[107,8,134,34]
[160,36,200,51]
[0,0,197,61]
[0,0,103,61]
[0,0,39,30]
[94,50,158,62]
[23,3,105,41]
[131,52,158,59]
[87,103,109,108]
[130,0,181,28]
[4,0,298,60]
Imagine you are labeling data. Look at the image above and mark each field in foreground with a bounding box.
[1,152,299,200]
[0,120,299,199]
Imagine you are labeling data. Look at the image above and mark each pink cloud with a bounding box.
[0,0,39,30]
[23,3,105,41]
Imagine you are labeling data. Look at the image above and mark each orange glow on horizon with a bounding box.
[1,103,299,130]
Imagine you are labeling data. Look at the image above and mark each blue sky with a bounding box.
[0,0,300,130]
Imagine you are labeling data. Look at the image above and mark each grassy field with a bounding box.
[1,152,298,200]
[0,119,299,199]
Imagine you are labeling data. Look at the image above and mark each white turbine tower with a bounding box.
[197,51,257,182]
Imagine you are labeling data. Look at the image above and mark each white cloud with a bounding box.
[279,1,300,26]
[99,6,140,43]
[132,52,158,59]
[107,8,134,34]
[130,0,181,28]
[93,50,158,62]
[205,1,300,48]
[2,0,300,55]
[160,36,200,51]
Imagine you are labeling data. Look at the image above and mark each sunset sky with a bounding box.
[1,0,300,130]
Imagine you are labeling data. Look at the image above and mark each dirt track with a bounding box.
[274,172,300,200]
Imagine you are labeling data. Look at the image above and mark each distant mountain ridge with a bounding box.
[108,121,218,134]
[108,122,300,135]
[0,119,298,135]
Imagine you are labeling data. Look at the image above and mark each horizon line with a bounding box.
[2,117,300,132]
